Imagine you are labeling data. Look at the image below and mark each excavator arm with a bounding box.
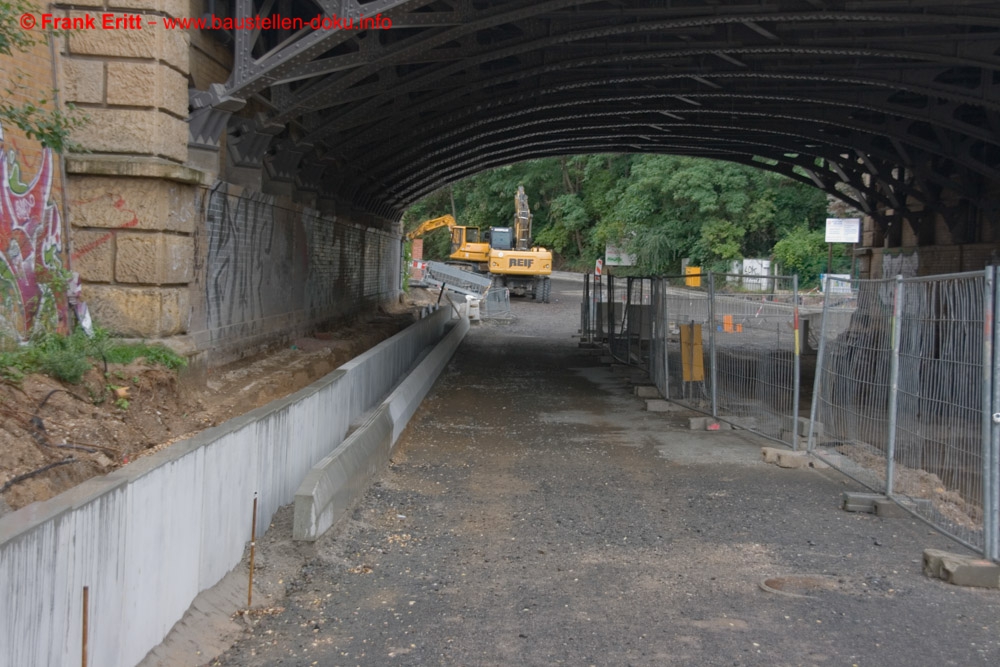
[406,215,456,240]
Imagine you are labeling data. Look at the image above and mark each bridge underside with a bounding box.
[190,0,1000,246]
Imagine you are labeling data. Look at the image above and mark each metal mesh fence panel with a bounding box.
[809,278,895,493]
[592,269,999,559]
[605,277,654,366]
[655,275,713,411]
[712,274,800,443]
[892,273,987,551]
[481,287,512,320]
[809,273,991,554]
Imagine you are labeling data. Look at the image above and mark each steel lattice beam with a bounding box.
[186,0,1000,229]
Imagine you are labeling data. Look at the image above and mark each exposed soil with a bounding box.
[0,291,440,516]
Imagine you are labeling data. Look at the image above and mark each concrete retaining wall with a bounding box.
[294,314,471,540]
[0,306,461,667]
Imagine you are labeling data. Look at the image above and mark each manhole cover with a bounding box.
[759,574,843,598]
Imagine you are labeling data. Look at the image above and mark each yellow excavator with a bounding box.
[486,186,553,302]
[406,186,552,301]
[406,214,490,271]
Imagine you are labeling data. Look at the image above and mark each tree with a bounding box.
[0,1,84,152]
[772,225,849,287]
[401,153,830,274]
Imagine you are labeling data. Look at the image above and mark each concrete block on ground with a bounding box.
[646,399,679,412]
[780,429,808,448]
[874,497,933,519]
[842,492,881,513]
[781,415,822,438]
[874,498,908,518]
[688,417,731,431]
[773,450,811,469]
[761,447,782,464]
[924,549,1000,589]
[761,449,829,469]
[635,385,660,398]
[600,355,615,364]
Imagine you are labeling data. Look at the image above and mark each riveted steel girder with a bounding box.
[190,0,1000,229]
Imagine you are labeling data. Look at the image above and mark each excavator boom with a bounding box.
[406,215,456,240]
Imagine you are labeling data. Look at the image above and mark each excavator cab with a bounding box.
[450,226,480,255]
[488,226,514,251]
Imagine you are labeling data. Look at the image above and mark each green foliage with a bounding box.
[401,153,832,275]
[772,225,850,288]
[0,327,187,385]
[0,0,87,152]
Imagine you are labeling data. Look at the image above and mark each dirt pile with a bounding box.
[0,293,440,516]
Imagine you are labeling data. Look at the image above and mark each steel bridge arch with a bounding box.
[189,0,1000,241]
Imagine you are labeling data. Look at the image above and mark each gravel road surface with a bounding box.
[206,274,999,667]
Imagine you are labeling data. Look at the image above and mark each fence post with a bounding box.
[806,274,835,452]
[791,275,802,451]
[708,272,718,418]
[988,265,1000,561]
[982,266,996,560]
[885,275,905,497]
[663,279,671,400]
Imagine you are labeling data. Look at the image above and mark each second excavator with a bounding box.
[406,186,553,302]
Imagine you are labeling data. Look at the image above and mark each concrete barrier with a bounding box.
[0,306,460,667]
[294,313,470,541]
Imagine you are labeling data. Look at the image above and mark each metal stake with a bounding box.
[81,586,89,667]
[248,493,258,609]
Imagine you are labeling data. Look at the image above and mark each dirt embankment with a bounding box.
[0,294,439,516]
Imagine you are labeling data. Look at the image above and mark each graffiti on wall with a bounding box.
[204,185,307,340]
[882,250,919,279]
[0,123,72,340]
[199,183,400,352]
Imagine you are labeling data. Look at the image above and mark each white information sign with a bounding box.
[605,244,636,266]
[825,218,861,243]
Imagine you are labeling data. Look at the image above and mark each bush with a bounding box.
[0,327,187,385]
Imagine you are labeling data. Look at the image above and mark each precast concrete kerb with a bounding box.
[293,313,471,541]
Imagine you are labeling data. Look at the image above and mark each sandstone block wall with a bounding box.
[0,1,70,341]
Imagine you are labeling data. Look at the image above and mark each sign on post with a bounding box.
[595,258,603,276]
[825,218,861,243]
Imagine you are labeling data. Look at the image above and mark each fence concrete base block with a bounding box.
[763,448,829,469]
[781,415,822,438]
[923,549,1000,589]
[635,385,661,398]
[874,498,909,518]
[600,355,615,364]
[874,497,933,518]
[761,447,782,464]
[779,429,808,448]
[688,417,731,431]
[842,492,881,513]
[774,450,813,469]
[646,399,680,412]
